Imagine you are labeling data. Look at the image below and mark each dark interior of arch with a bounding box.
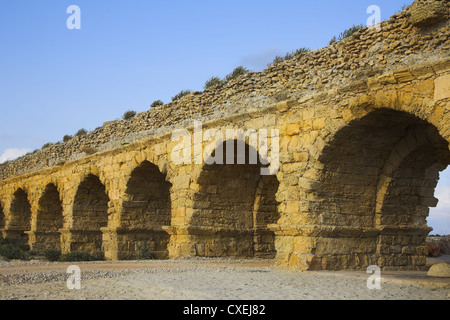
[314,108,450,268]
[9,188,32,242]
[0,203,4,231]
[123,160,172,258]
[35,184,63,251]
[72,174,109,256]
[192,139,280,258]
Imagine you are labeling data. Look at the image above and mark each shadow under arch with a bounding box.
[6,188,32,243]
[32,183,63,252]
[312,108,450,270]
[190,139,280,258]
[0,201,4,232]
[120,160,172,259]
[72,174,110,257]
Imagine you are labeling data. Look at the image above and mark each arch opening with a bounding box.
[121,160,172,259]
[313,108,450,269]
[72,174,109,257]
[428,168,450,237]
[33,184,63,252]
[191,139,280,259]
[426,167,450,258]
[8,188,32,243]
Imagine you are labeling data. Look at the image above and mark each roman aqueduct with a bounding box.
[0,0,449,270]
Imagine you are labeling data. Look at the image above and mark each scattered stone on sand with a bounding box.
[0,258,449,300]
[427,263,450,278]
[427,242,441,257]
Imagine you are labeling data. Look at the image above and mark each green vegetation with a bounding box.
[75,128,88,137]
[172,90,192,102]
[204,76,225,90]
[329,24,365,45]
[123,110,137,120]
[42,142,54,149]
[43,249,61,262]
[0,244,27,260]
[225,66,250,81]
[200,66,250,93]
[60,251,99,262]
[268,47,311,67]
[43,128,90,150]
[0,236,159,262]
[63,135,73,143]
[26,149,39,156]
[138,246,157,260]
[150,100,164,108]
[0,235,103,262]
[0,238,33,261]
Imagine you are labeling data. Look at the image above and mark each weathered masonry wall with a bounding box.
[0,0,449,270]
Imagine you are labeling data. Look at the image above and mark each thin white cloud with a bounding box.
[0,148,32,164]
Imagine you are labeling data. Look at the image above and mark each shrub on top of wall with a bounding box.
[123,110,137,120]
[329,24,365,45]
[171,90,192,102]
[225,66,249,81]
[268,47,311,67]
[150,100,164,108]
[204,76,225,90]
[75,128,88,137]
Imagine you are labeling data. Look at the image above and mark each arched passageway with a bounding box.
[191,140,280,258]
[120,160,172,259]
[7,188,32,243]
[72,174,109,257]
[32,184,63,252]
[312,109,450,269]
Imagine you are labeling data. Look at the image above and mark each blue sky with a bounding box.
[0,1,448,234]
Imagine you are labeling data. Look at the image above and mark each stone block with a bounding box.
[434,74,450,101]
[427,263,450,278]
[393,68,415,83]
[427,241,441,257]
[173,175,191,190]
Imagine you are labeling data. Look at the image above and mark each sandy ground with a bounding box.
[0,256,449,300]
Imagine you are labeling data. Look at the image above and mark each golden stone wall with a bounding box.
[0,0,449,270]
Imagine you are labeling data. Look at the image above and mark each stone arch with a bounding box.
[190,139,280,258]
[72,174,110,257]
[374,125,449,268]
[253,174,280,258]
[7,188,32,242]
[119,160,172,259]
[32,183,64,252]
[308,108,450,270]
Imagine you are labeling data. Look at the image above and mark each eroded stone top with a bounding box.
[0,0,449,181]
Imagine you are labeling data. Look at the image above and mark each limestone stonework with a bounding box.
[0,0,449,270]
